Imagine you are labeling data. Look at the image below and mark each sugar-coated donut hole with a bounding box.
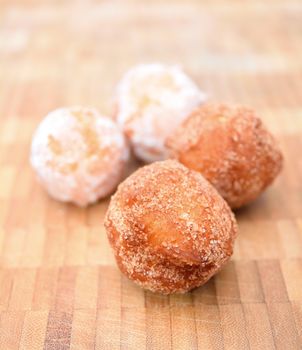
[105,160,238,294]
[166,104,283,209]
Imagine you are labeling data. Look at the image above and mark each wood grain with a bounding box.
[0,0,302,349]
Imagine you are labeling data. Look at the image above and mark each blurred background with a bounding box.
[1,1,302,349]
[1,0,301,131]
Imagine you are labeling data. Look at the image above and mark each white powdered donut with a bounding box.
[115,63,206,162]
[30,106,129,206]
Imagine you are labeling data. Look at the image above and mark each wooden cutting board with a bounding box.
[0,0,302,349]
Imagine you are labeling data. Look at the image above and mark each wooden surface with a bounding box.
[0,0,302,349]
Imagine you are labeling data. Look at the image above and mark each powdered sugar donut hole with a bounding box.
[115,63,206,162]
[30,106,129,207]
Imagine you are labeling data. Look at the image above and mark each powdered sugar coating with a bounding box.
[105,160,237,294]
[166,104,283,208]
[30,106,129,206]
[115,63,206,162]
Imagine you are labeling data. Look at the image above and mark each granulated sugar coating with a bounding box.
[30,107,129,207]
[115,63,206,163]
[105,160,237,294]
[166,104,283,209]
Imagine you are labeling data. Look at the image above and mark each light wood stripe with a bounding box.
[19,310,49,350]
[219,304,250,349]
[70,309,96,350]
[243,303,275,350]
[267,302,300,349]
[0,311,25,350]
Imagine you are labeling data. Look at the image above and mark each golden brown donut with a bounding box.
[166,104,283,209]
[104,160,237,294]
